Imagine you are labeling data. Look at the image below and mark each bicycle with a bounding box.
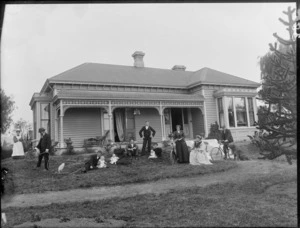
[209,141,234,161]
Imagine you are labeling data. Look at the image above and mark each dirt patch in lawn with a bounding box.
[2,160,297,228]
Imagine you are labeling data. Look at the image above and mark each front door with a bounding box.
[171,108,183,132]
[170,108,191,139]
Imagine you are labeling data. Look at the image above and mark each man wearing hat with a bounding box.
[35,127,51,171]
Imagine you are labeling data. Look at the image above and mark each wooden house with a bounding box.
[30,51,260,148]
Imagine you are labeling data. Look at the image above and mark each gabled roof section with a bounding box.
[188,67,260,87]
[48,63,260,89]
[49,62,192,88]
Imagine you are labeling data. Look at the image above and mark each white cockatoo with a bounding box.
[58,163,65,174]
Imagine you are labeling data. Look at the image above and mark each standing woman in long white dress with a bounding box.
[12,129,25,158]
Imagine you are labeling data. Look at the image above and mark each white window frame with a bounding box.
[217,96,257,129]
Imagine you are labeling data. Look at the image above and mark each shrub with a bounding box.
[63,138,75,155]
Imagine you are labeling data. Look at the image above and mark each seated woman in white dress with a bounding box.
[189,135,212,165]
[12,129,25,158]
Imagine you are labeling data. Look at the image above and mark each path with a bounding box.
[2,160,296,209]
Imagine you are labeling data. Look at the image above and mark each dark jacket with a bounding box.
[86,154,101,167]
[36,133,51,153]
[173,131,185,141]
[114,147,126,157]
[219,129,233,143]
[116,154,132,165]
[139,126,156,139]
[127,143,138,151]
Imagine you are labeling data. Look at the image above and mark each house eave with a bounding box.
[187,81,260,89]
[48,80,187,89]
[213,90,258,98]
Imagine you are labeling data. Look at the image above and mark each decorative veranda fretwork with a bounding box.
[161,101,203,106]
[57,99,204,116]
[62,100,109,105]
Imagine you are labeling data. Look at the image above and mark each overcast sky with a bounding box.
[1,2,296,124]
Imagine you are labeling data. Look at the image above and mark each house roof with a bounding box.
[48,63,260,89]
[55,90,204,101]
[49,63,192,88]
[188,67,260,87]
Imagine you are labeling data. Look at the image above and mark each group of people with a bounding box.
[12,120,233,172]
[170,124,213,165]
[164,122,234,165]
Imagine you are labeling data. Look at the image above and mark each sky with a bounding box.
[1,2,296,125]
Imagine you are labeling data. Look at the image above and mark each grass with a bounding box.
[2,169,297,227]
[1,151,237,195]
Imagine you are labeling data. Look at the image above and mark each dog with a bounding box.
[230,144,249,161]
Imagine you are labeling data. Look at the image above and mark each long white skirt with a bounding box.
[12,142,25,157]
[190,149,212,165]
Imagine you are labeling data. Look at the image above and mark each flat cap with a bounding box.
[38,127,46,133]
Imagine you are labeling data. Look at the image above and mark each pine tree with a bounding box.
[256,7,297,164]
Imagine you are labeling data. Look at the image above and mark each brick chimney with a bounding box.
[172,65,186,71]
[132,51,145,67]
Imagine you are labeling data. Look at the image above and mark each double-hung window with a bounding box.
[217,96,256,128]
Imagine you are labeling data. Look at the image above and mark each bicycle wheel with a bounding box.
[170,149,177,165]
[210,147,223,161]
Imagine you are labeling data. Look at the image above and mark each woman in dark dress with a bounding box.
[173,125,189,163]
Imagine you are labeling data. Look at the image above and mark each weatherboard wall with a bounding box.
[58,108,102,147]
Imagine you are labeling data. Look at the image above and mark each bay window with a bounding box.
[217,98,225,127]
[103,112,110,132]
[234,97,247,127]
[40,103,50,134]
[247,98,255,126]
[226,97,235,127]
[217,96,256,128]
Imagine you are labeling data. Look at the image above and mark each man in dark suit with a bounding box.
[126,139,138,158]
[139,121,156,156]
[83,150,102,173]
[219,126,234,159]
[35,127,52,171]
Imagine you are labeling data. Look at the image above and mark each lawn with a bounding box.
[2,167,297,227]
[1,151,237,195]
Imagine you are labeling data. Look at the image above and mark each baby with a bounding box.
[110,153,119,164]
[97,156,107,168]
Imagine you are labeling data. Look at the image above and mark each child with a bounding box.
[97,156,107,168]
[110,153,119,164]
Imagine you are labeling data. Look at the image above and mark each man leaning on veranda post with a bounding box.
[34,127,51,171]
[139,121,156,156]
[219,126,234,159]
